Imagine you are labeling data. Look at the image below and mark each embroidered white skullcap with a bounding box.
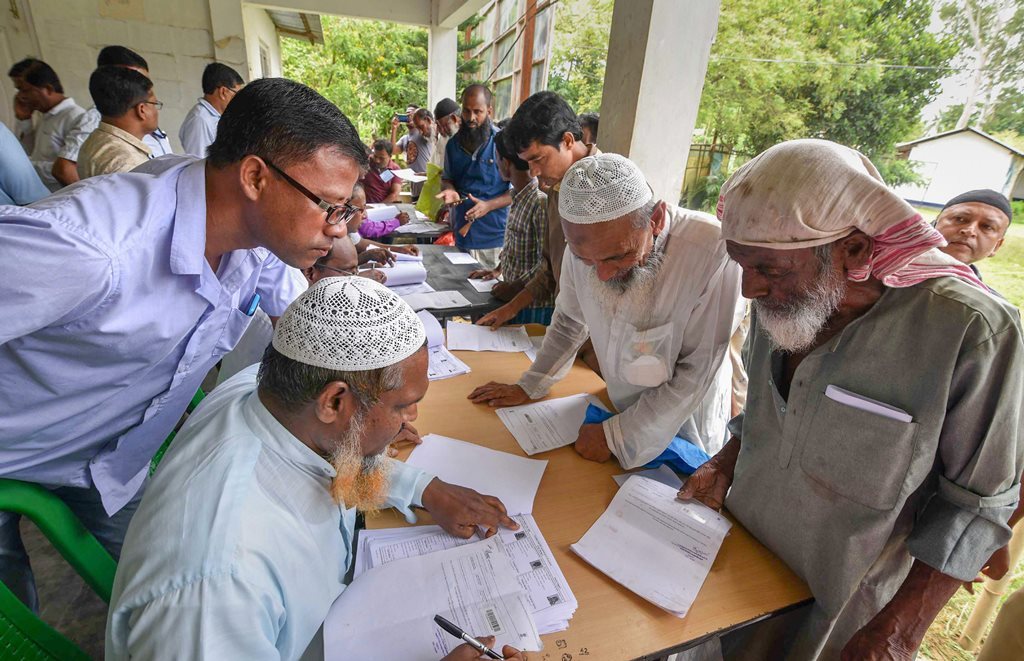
[558,153,653,224]
[272,277,426,371]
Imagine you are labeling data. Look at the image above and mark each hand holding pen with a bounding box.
[435,615,527,660]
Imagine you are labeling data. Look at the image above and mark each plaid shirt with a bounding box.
[500,181,553,308]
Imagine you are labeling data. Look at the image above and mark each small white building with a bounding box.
[894,127,1024,207]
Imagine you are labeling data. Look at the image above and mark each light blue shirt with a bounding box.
[179,99,221,158]
[0,156,306,514]
[0,122,49,205]
[106,366,435,660]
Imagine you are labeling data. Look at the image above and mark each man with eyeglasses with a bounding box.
[77,66,162,178]
[179,62,244,158]
[0,78,368,613]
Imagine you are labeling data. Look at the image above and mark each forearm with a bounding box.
[864,560,962,651]
[489,190,512,211]
[383,184,402,203]
[710,436,741,478]
[52,158,79,186]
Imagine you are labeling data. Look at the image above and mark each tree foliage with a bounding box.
[281,16,428,141]
[546,0,613,113]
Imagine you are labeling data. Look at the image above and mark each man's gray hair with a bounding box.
[628,200,658,229]
[257,345,404,410]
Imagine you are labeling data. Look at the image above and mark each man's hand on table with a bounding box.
[475,303,519,329]
[574,423,611,463]
[391,244,420,256]
[361,247,396,266]
[387,422,422,457]
[467,383,531,407]
[677,457,733,512]
[469,268,500,281]
[443,638,527,660]
[421,479,519,539]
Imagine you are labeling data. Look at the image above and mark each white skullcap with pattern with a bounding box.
[558,153,653,224]
[272,277,426,371]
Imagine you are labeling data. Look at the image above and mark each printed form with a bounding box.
[446,322,531,352]
[497,394,609,455]
[571,476,732,618]
[324,536,541,659]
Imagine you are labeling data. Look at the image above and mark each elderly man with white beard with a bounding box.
[107,278,525,661]
[678,139,1024,660]
[469,153,742,467]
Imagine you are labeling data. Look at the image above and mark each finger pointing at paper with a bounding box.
[421,479,519,539]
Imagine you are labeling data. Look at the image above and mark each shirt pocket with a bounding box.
[798,395,919,512]
[617,321,675,388]
[214,308,256,357]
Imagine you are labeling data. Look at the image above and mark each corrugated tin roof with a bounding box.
[897,127,1024,158]
[268,10,324,45]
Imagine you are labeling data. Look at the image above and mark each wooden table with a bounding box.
[372,344,812,661]
[416,245,503,320]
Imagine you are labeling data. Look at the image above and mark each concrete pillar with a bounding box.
[598,0,720,205]
[207,0,250,77]
[427,24,458,114]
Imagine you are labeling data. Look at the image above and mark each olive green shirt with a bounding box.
[727,277,1023,657]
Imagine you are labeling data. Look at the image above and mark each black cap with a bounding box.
[942,189,1012,222]
[433,98,459,120]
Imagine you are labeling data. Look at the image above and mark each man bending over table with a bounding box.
[469,154,742,465]
[679,139,1023,659]
[107,278,525,660]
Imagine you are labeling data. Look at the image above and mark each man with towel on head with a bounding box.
[469,153,742,466]
[678,139,1024,659]
[108,278,523,660]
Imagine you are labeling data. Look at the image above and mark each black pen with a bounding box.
[433,614,503,659]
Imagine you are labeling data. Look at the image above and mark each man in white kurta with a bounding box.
[470,154,742,466]
[107,278,522,660]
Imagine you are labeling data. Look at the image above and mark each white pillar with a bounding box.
[207,0,250,77]
[598,0,720,205]
[427,24,458,114]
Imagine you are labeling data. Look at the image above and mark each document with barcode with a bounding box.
[323,535,541,659]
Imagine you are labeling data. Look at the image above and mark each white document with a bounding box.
[444,251,479,265]
[446,321,531,352]
[612,464,684,490]
[380,261,428,287]
[394,251,425,262]
[400,222,448,234]
[392,168,428,183]
[356,514,578,635]
[324,535,541,660]
[406,434,547,516]
[416,310,445,348]
[402,291,472,311]
[571,476,732,617]
[496,394,608,456]
[824,384,913,423]
[366,204,398,221]
[428,346,471,381]
[378,170,395,184]
[468,278,498,293]
[390,282,435,296]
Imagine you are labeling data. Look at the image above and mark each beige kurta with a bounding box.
[726,277,1024,659]
[76,122,151,179]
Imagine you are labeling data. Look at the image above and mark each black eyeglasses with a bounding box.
[141,100,164,110]
[264,159,357,226]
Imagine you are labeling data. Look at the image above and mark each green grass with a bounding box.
[920,570,1024,660]
[978,223,1024,308]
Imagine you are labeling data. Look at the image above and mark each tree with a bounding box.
[935,86,1024,136]
[281,16,428,141]
[939,0,1024,129]
[457,14,485,87]
[546,0,613,113]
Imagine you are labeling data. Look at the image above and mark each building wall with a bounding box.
[241,5,281,80]
[0,0,219,152]
[896,132,1016,206]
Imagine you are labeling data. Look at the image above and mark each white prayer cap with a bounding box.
[558,153,653,224]
[272,277,426,371]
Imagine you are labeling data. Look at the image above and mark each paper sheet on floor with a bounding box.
[324,535,541,660]
[496,394,609,456]
[446,322,531,352]
[406,434,547,516]
[402,291,471,311]
[444,251,479,265]
[354,514,577,635]
[571,476,732,618]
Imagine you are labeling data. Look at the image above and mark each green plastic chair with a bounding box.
[149,387,207,476]
[0,479,117,660]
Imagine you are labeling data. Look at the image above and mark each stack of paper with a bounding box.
[496,394,609,456]
[365,204,399,222]
[444,251,479,265]
[571,476,732,618]
[416,311,471,381]
[324,535,541,660]
[390,282,435,296]
[405,434,547,516]
[446,321,531,352]
[399,222,448,234]
[355,514,578,634]
[393,251,424,262]
[402,291,472,311]
[379,261,428,287]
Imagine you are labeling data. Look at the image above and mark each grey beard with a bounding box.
[328,410,393,511]
[586,244,665,314]
[753,258,847,354]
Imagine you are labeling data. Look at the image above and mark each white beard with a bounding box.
[585,246,665,316]
[753,256,847,354]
